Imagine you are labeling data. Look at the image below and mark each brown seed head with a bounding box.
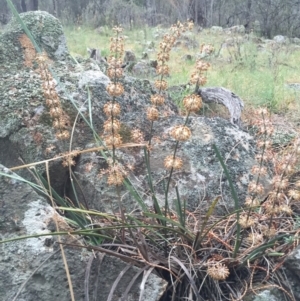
[207,261,230,281]
[262,226,276,238]
[104,134,123,147]
[190,72,207,85]
[106,83,124,97]
[154,80,168,90]
[131,129,144,143]
[107,169,124,186]
[103,119,121,133]
[156,65,169,75]
[159,41,172,52]
[151,94,165,106]
[163,35,176,46]
[49,107,63,118]
[42,80,56,90]
[183,94,202,112]
[200,44,214,55]
[272,176,289,190]
[55,130,70,140]
[280,204,293,215]
[44,89,57,99]
[170,125,191,141]
[251,165,267,176]
[248,181,264,195]
[107,57,123,68]
[112,26,123,33]
[110,37,124,43]
[107,67,123,79]
[268,191,285,203]
[157,52,170,62]
[110,43,124,55]
[146,106,159,121]
[53,118,68,129]
[164,155,183,170]
[196,60,210,71]
[239,214,256,228]
[103,102,121,116]
[245,196,260,207]
[257,140,272,149]
[288,189,300,201]
[36,52,48,64]
[246,233,264,245]
[46,98,60,107]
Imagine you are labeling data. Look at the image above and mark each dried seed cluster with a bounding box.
[147,21,194,123]
[200,43,215,55]
[183,94,202,112]
[241,107,300,251]
[103,26,125,150]
[36,53,70,141]
[207,260,230,281]
[101,26,127,186]
[164,155,183,170]
[170,125,191,141]
[99,159,128,186]
[190,59,210,86]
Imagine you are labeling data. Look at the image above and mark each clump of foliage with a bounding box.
[2,4,300,301]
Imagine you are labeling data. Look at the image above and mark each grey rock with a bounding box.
[286,82,300,90]
[173,32,199,49]
[0,164,166,301]
[210,26,223,33]
[273,35,288,44]
[73,117,259,215]
[145,40,155,49]
[199,87,244,125]
[94,26,104,35]
[1,11,68,64]
[292,37,300,45]
[141,51,149,59]
[0,12,167,301]
[181,54,193,61]
[132,61,156,77]
[87,47,108,66]
[0,164,86,301]
[124,50,137,64]
[78,70,110,89]
[283,246,300,300]
[246,289,283,301]
[225,25,246,35]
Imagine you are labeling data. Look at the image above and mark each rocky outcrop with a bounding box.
[0,164,166,301]
[1,10,300,301]
[73,116,257,215]
[273,35,289,44]
[225,25,246,35]
[0,11,256,216]
[0,11,167,301]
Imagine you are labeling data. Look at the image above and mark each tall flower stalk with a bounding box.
[102,26,126,187]
[164,58,210,212]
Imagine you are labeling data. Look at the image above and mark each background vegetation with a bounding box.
[64,24,300,116]
[2,0,300,38]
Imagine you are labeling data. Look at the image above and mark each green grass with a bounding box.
[64,25,300,114]
[63,25,154,58]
